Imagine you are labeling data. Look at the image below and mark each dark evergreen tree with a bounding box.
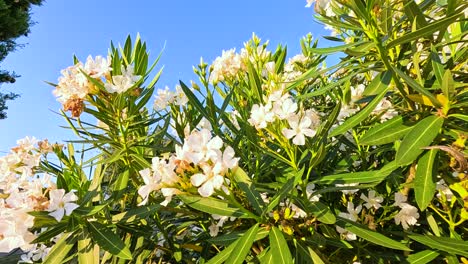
[0,0,44,119]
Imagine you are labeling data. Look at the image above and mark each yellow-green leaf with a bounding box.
[179,195,252,218]
[269,227,293,264]
[226,224,259,264]
[407,250,439,264]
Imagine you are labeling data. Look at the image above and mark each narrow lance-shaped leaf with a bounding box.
[409,234,468,256]
[406,250,439,264]
[43,232,76,264]
[206,239,239,264]
[233,167,264,215]
[363,70,393,96]
[269,226,293,264]
[414,149,438,211]
[396,115,444,165]
[337,218,411,251]
[360,116,412,145]
[226,224,260,264]
[265,174,298,214]
[386,13,462,48]
[87,222,132,260]
[178,195,252,218]
[392,66,441,107]
[442,70,455,100]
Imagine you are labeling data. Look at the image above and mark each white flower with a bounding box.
[436,179,453,202]
[305,0,315,7]
[83,55,111,78]
[53,63,89,103]
[153,86,176,111]
[209,49,244,84]
[21,243,50,263]
[336,202,361,241]
[137,168,160,206]
[282,114,316,145]
[104,65,141,93]
[174,85,189,106]
[47,189,79,222]
[305,183,321,202]
[393,192,408,208]
[214,146,239,174]
[248,104,274,129]
[336,226,357,241]
[340,202,362,222]
[197,117,213,131]
[360,190,384,210]
[182,129,223,164]
[191,163,225,197]
[274,97,298,120]
[394,204,419,230]
[209,223,220,237]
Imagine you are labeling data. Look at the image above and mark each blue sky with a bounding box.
[0,0,329,152]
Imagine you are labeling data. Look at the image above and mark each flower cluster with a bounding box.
[53,55,142,117]
[209,49,245,84]
[53,56,111,116]
[0,138,79,253]
[393,193,420,230]
[153,85,189,111]
[248,88,321,145]
[138,128,239,205]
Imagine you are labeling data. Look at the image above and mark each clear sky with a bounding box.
[0,0,329,152]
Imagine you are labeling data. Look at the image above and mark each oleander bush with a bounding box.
[1,0,467,263]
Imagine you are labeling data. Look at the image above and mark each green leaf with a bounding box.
[407,250,439,264]
[314,161,397,184]
[363,71,393,96]
[179,80,211,120]
[32,224,68,244]
[87,222,132,260]
[295,198,336,224]
[448,113,468,122]
[295,240,324,264]
[265,175,297,214]
[111,170,130,198]
[329,76,391,137]
[74,204,108,217]
[360,116,412,145]
[111,204,160,223]
[226,224,259,264]
[392,67,441,107]
[206,239,239,264]
[414,149,438,211]
[269,227,293,264]
[403,0,427,28]
[179,195,252,218]
[409,234,468,256]
[246,60,263,102]
[299,69,364,98]
[78,232,98,264]
[337,218,411,251]
[43,232,76,264]
[233,167,264,215]
[442,70,455,100]
[309,41,369,54]
[430,49,445,87]
[386,13,462,48]
[208,227,269,246]
[396,115,444,165]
